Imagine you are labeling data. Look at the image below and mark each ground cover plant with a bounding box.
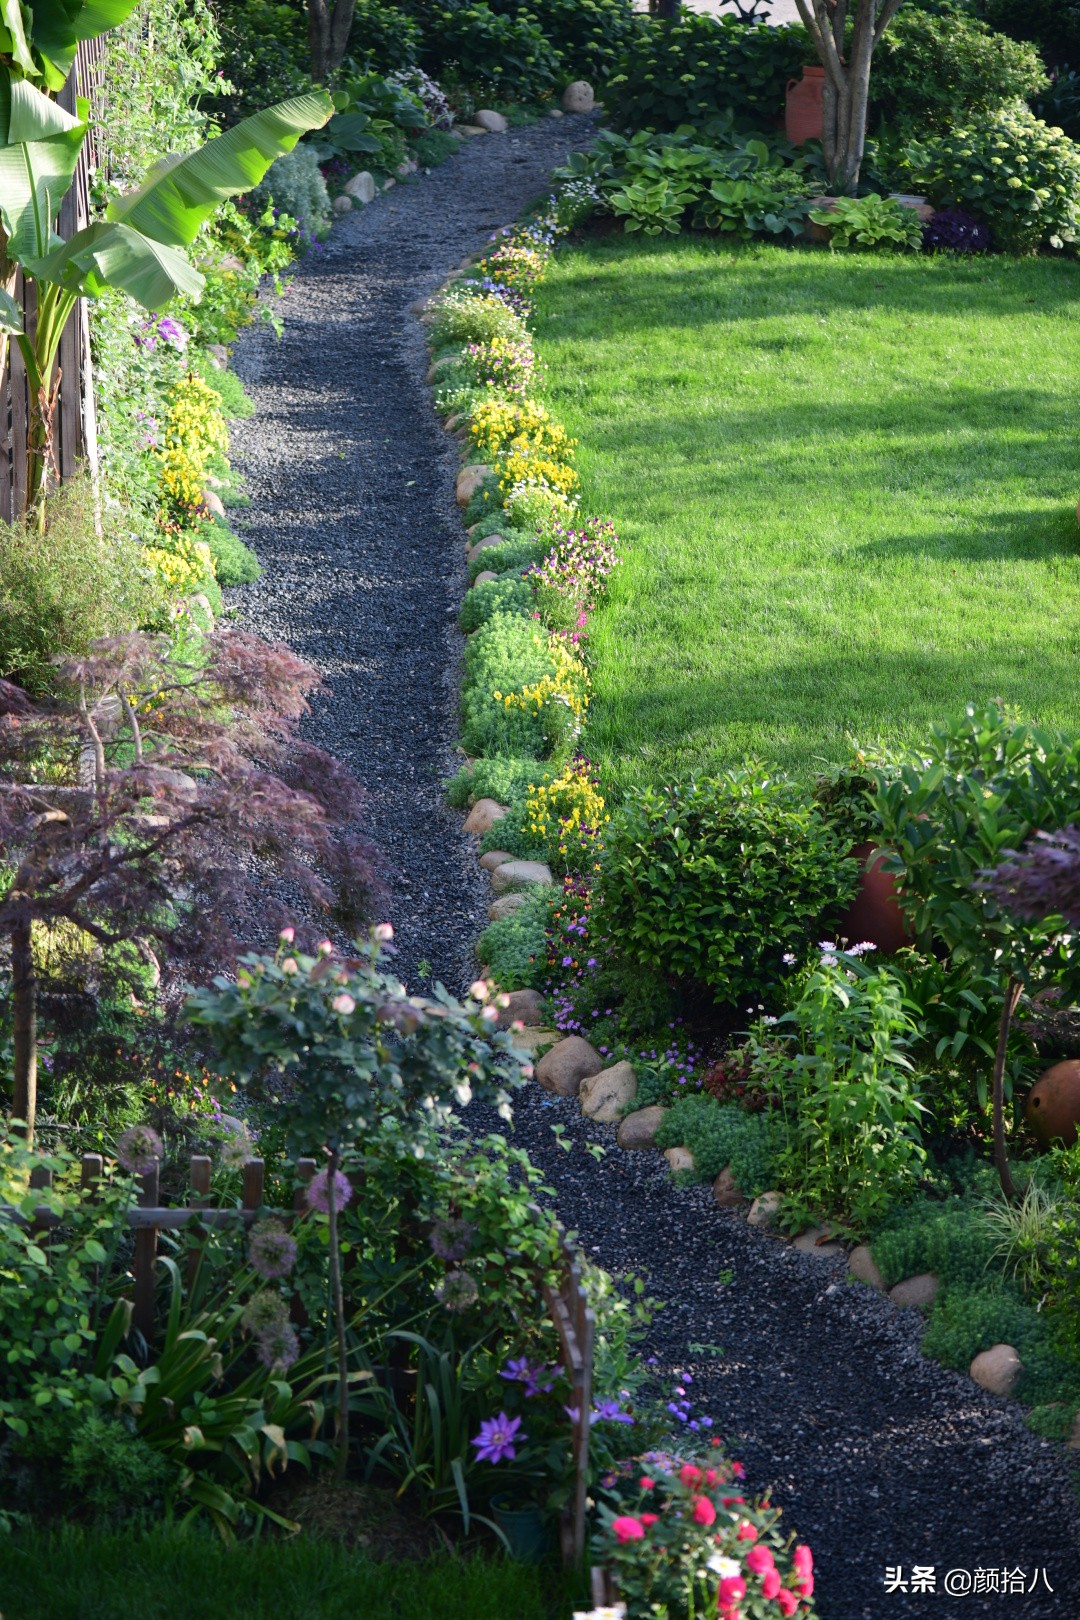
[527,235,1080,793]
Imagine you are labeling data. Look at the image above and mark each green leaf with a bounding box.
[0,75,87,260]
[1,1,35,78]
[0,284,22,333]
[25,220,204,309]
[108,92,333,248]
[30,0,143,90]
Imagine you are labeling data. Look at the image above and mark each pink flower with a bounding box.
[317,939,333,955]
[468,979,489,1001]
[731,1461,745,1479]
[281,957,298,974]
[794,1575,814,1598]
[793,1546,813,1578]
[612,1516,645,1544]
[762,1568,781,1599]
[717,1576,746,1605]
[736,1520,758,1543]
[692,1496,716,1527]
[331,993,356,1015]
[744,1545,774,1576]
[306,1167,353,1213]
[640,1512,658,1527]
[705,1467,719,1486]
[279,926,295,943]
[679,1464,703,1487]
[639,1476,656,1490]
[722,1497,746,1508]
[776,1591,799,1617]
[374,922,394,942]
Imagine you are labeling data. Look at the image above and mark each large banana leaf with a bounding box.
[0,74,87,260]
[108,92,334,249]
[25,220,204,309]
[29,0,143,91]
[0,0,36,79]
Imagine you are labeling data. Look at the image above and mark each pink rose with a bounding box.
[762,1568,781,1599]
[692,1495,716,1527]
[640,1513,658,1527]
[717,1576,746,1605]
[736,1521,758,1542]
[612,1516,644,1544]
[776,1590,799,1618]
[744,1545,774,1576]
[731,1461,745,1479]
[679,1464,703,1487]
[794,1575,815,1598]
[705,1467,719,1486]
[793,1545,813,1578]
[639,1476,656,1491]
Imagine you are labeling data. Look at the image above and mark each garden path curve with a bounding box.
[228,122,1080,1620]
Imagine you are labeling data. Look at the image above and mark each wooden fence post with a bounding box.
[133,1161,159,1341]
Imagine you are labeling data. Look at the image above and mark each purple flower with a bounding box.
[471,1412,524,1463]
[256,1320,299,1370]
[248,1219,297,1280]
[115,1125,163,1175]
[429,1217,475,1261]
[437,1269,479,1312]
[591,1399,634,1425]
[305,1167,353,1213]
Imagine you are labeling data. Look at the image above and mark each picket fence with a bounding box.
[5,1151,596,1562]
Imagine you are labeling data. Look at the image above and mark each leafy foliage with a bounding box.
[654,1096,781,1193]
[476,893,549,989]
[595,770,858,1007]
[250,144,331,235]
[810,193,924,251]
[416,4,559,104]
[873,9,1048,132]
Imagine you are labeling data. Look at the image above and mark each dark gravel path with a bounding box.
[228,115,594,990]
[226,122,1080,1620]
[486,1085,1080,1620]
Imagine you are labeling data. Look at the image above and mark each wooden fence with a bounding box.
[0,38,102,521]
[4,1154,597,1562]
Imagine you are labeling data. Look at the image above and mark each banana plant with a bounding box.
[0,69,332,522]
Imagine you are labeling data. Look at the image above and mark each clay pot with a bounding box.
[1026,1060,1080,1150]
[836,843,913,957]
[804,194,838,243]
[786,66,825,146]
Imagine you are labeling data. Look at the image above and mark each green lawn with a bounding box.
[0,1530,573,1620]
[533,237,1080,795]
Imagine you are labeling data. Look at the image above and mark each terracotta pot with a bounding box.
[1025,1060,1080,1150]
[786,66,825,146]
[835,842,912,956]
[804,194,838,243]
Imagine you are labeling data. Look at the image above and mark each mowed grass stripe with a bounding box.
[532,237,1080,794]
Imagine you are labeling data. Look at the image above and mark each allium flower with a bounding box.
[306,1167,353,1213]
[218,1117,254,1167]
[429,1216,476,1261]
[437,1269,478,1312]
[242,1288,289,1335]
[331,992,356,1015]
[611,1516,645,1543]
[248,1218,298,1280]
[116,1124,164,1174]
[471,1412,523,1463]
[256,1320,299,1370]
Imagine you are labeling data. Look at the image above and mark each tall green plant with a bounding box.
[872,701,1080,1200]
[0,9,331,521]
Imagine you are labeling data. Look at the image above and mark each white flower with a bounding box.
[373,922,394,942]
[707,1554,742,1578]
[782,952,797,966]
[331,993,355,1016]
[469,979,489,1002]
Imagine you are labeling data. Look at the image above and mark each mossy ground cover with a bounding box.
[0,1530,573,1620]
[532,236,1080,795]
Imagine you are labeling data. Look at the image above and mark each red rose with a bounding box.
[762,1569,782,1600]
[640,1513,658,1527]
[680,1464,703,1487]
[793,1545,813,1578]
[717,1576,747,1604]
[731,1461,746,1479]
[794,1575,815,1598]
[639,1476,656,1491]
[692,1495,717,1527]
[736,1521,758,1542]
[705,1468,719,1486]
[744,1545,774,1576]
[776,1590,799,1617]
[722,1497,746,1508]
[612,1516,645,1543]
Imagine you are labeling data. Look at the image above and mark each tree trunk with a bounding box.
[308,1,357,82]
[326,1149,350,1477]
[991,976,1022,1203]
[10,915,38,1143]
[794,0,907,194]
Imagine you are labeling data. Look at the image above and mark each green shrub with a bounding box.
[251,144,331,237]
[873,10,1048,132]
[468,536,546,583]
[693,174,812,240]
[870,1197,999,1288]
[411,127,460,167]
[445,755,548,810]
[899,107,1080,252]
[595,769,858,1007]
[654,1096,783,1194]
[459,573,533,634]
[477,892,549,988]
[0,482,163,692]
[431,288,531,352]
[810,193,924,251]
[199,362,256,420]
[604,14,808,135]
[202,520,261,586]
[504,0,642,87]
[418,3,559,102]
[460,611,558,757]
[921,1283,1080,1405]
[348,0,423,71]
[14,1410,177,1527]
[979,0,1080,71]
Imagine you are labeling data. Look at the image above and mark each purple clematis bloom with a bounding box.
[591,1399,635,1426]
[471,1413,524,1464]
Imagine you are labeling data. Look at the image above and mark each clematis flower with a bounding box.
[471,1412,523,1464]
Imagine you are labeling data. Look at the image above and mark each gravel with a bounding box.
[226,120,1080,1620]
[228,115,595,990]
